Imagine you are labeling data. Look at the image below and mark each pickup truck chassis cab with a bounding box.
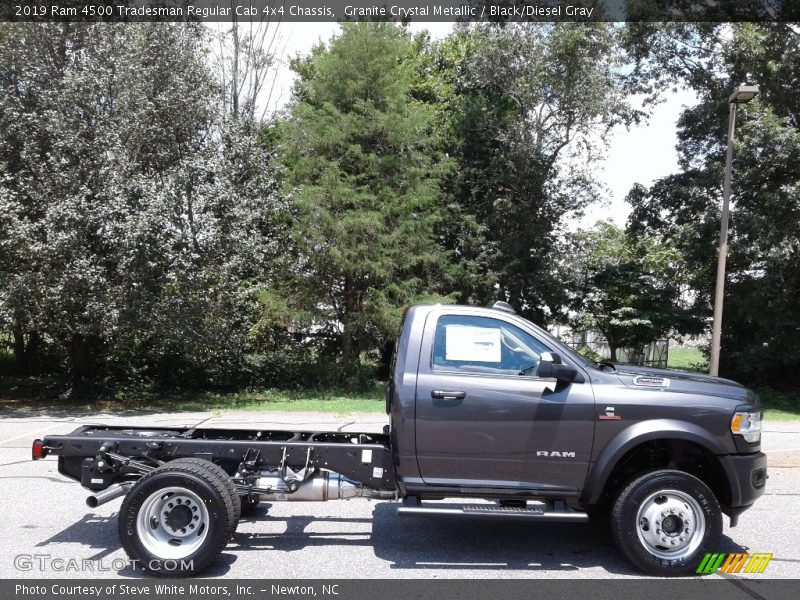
[33,303,767,577]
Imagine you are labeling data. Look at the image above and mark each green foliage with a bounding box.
[565,220,704,360]
[667,347,708,373]
[756,388,800,421]
[623,23,800,387]
[2,21,796,401]
[0,23,286,391]
[575,345,604,364]
[427,23,640,323]
[282,23,456,383]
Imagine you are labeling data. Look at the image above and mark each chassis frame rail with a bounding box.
[39,425,396,492]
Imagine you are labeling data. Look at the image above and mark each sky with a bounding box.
[258,22,699,230]
[581,88,699,228]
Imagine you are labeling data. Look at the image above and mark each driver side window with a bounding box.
[432,315,550,376]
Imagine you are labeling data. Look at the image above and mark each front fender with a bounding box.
[580,419,732,505]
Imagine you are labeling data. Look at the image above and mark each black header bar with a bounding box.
[5,579,800,600]
[2,1,798,23]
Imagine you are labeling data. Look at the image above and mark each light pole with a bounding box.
[709,84,760,376]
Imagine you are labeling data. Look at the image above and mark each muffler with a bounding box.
[86,482,134,508]
[255,470,394,501]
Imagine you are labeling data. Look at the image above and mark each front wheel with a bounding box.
[611,469,722,576]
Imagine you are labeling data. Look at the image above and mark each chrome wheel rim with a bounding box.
[635,489,705,561]
[136,486,210,559]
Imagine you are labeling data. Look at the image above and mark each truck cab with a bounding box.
[389,303,596,496]
[387,303,766,575]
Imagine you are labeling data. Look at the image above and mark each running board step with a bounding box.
[397,503,588,522]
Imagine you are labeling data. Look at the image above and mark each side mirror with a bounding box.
[537,352,580,383]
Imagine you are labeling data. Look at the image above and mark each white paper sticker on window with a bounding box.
[445,325,502,362]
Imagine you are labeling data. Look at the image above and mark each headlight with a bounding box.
[731,409,762,443]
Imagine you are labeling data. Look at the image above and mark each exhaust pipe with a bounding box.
[255,471,395,501]
[86,482,134,508]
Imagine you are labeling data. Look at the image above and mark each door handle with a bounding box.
[431,390,466,401]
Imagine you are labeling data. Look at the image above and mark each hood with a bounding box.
[612,364,757,405]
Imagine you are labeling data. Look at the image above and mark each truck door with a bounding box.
[414,311,595,492]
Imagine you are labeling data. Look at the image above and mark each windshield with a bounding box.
[513,315,596,370]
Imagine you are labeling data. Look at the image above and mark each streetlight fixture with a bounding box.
[709,84,760,377]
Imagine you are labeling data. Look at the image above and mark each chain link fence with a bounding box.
[550,327,669,368]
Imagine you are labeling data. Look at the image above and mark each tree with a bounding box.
[0,23,285,390]
[213,6,285,121]
[426,23,640,324]
[282,23,455,384]
[565,220,702,361]
[622,23,800,385]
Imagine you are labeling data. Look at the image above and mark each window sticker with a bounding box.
[445,325,502,362]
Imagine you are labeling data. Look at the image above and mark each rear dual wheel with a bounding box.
[169,457,261,516]
[167,457,242,521]
[118,460,238,577]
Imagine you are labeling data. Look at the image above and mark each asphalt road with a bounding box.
[1,407,798,579]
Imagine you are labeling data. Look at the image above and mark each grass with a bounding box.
[667,346,708,372]
[0,381,386,416]
[665,348,800,420]
[155,387,386,415]
[755,388,800,422]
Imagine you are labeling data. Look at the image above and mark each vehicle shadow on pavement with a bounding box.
[225,502,749,576]
[34,513,121,561]
[371,503,630,574]
[31,503,750,578]
[32,511,237,578]
[230,512,375,553]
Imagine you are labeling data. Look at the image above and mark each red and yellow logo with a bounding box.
[696,552,773,574]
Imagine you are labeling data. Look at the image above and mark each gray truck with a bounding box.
[32,302,767,577]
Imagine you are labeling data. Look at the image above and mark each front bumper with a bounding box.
[718,451,767,525]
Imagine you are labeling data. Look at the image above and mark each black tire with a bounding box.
[118,462,237,577]
[166,457,241,521]
[611,469,722,577]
